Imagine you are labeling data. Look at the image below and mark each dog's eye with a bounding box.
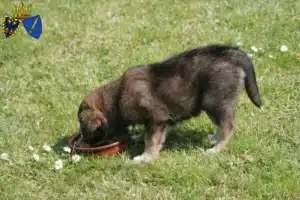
[82,103,89,110]
[96,125,104,132]
[79,103,90,113]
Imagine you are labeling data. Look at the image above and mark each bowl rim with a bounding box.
[68,134,123,152]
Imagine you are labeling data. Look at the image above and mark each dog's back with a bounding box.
[140,44,262,123]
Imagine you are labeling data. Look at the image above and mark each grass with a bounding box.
[1,0,300,199]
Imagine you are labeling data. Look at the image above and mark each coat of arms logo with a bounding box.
[2,1,42,39]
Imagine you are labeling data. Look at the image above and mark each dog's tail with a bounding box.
[243,57,262,108]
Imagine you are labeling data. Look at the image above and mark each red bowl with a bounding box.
[68,134,129,156]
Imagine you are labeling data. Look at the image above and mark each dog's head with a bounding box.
[77,94,108,144]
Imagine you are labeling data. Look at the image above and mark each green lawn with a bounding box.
[1,0,300,199]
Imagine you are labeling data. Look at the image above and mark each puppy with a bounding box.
[77,44,262,163]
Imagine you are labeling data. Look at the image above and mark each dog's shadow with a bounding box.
[126,128,213,158]
[53,129,213,158]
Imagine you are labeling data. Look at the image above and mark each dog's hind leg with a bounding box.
[205,107,235,154]
[133,122,168,163]
[205,106,235,154]
[202,65,244,153]
[206,113,218,144]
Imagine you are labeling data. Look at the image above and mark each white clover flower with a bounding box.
[71,154,81,163]
[236,42,243,46]
[32,153,40,161]
[251,46,258,52]
[43,144,52,152]
[28,146,35,151]
[268,54,274,58]
[243,154,254,162]
[63,146,71,153]
[54,159,63,170]
[280,45,288,52]
[0,152,9,160]
[248,53,253,58]
[258,47,264,52]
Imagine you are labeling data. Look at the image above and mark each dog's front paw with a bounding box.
[133,155,144,163]
[133,153,157,163]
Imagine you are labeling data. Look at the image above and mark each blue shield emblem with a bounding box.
[22,15,42,39]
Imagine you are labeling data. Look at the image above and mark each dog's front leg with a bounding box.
[133,123,168,163]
